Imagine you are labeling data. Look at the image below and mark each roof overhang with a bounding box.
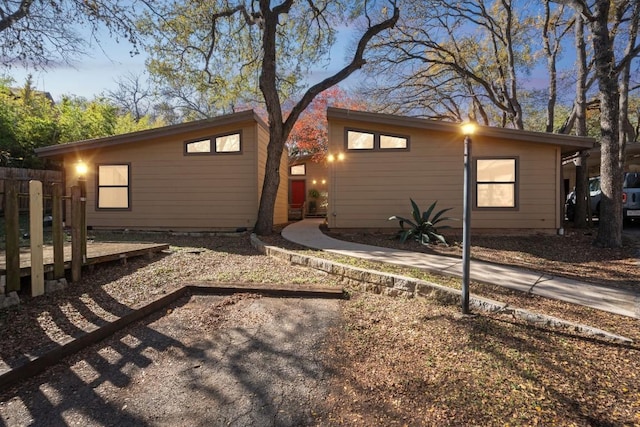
[36,109,268,158]
[327,107,595,156]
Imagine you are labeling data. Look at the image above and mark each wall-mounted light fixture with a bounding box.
[75,161,88,177]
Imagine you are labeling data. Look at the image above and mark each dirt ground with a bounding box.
[0,228,639,426]
[0,293,339,427]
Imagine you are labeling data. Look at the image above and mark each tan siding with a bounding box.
[328,117,561,231]
[63,120,263,231]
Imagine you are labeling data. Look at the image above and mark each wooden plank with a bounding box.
[51,183,65,279]
[71,186,82,282]
[0,242,169,276]
[29,181,44,297]
[4,180,20,292]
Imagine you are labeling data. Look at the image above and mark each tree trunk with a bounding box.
[591,0,622,248]
[255,127,286,235]
[573,12,590,228]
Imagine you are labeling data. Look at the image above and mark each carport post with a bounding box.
[461,123,476,314]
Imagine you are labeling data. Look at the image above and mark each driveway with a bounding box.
[0,294,340,427]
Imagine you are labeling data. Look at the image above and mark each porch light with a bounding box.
[75,161,88,177]
[461,122,475,315]
[461,122,476,137]
[328,152,345,162]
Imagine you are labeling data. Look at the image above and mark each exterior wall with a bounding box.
[288,159,329,215]
[63,120,263,231]
[327,117,562,231]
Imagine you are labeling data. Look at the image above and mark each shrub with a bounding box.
[389,199,454,245]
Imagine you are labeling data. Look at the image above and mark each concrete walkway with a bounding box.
[282,219,640,319]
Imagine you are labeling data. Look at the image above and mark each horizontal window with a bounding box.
[380,134,408,149]
[290,164,306,175]
[185,131,242,155]
[186,139,211,153]
[475,158,517,209]
[98,164,129,209]
[346,129,409,151]
[216,133,240,152]
[348,131,375,150]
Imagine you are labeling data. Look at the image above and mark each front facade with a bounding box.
[326,108,595,232]
[36,110,288,231]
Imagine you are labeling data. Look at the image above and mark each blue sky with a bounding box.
[7,33,149,100]
[5,25,355,101]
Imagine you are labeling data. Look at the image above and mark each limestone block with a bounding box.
[393,277,417,293]
[0,291,20,310]
[45,279,68,294]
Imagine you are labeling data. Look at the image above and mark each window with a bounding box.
[476,158,517,208]
[346,129,409,151]
[380,134,408,149]
[185,131,241,154]
[290,164,306,175]
[347,131,375,150]
[186,139,211,153]
[215,133,240,152]
[98,164,129,209]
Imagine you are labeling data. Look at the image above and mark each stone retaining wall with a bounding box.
[251,234,633,344]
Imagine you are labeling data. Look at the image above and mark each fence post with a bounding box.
[4,179,20,292]
[79,177,87,262]
[29,180,44,297]
[71,186,82,282]
[51,183,65,279]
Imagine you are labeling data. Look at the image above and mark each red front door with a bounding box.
[291,180,306,207]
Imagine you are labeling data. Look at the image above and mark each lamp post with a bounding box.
[461,123,476,315]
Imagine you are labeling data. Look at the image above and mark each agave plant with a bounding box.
[388,199,454,245]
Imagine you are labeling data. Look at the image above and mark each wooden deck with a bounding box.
[0,242,170,277]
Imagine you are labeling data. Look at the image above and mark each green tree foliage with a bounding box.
[0,76,56,168]
[0,77,162,168]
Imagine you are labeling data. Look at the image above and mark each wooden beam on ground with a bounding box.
[4,180,20,292]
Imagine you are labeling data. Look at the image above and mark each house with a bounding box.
[326,108,595,233]
[36,110,288,231]
[288,154,329,219]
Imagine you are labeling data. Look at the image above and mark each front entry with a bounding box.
[289,180,306,220]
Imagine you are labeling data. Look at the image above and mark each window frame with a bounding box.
[290,164,306,176]
[96,163,131,211]
[184,130,243,155]
[474,156,519,211]
[344,128,410,152]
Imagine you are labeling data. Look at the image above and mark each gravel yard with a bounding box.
[1,227,639,426]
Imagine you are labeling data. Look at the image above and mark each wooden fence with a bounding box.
[4,179,86,296]
[0,167,63,213]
